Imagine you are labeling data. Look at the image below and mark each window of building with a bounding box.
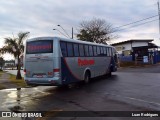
[123,50,131,56]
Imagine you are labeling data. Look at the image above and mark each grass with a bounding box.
[0,70,4,77]
[0,70,6,90]
[119,61,135,67]
[9,73,27,87]
[0,71,26,89]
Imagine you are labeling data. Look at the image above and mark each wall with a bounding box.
[114,41,149,55]
[132,41,148,47]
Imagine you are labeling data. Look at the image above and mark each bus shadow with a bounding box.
[45,74,119,93]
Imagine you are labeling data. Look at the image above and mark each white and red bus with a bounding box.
[24,37,118,86]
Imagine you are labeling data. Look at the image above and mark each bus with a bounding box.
[24,37,118,86]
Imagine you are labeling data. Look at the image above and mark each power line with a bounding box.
[111,18,158,33]
[57,25,71,38]
[113,15,158,30]
[53,29,70,38]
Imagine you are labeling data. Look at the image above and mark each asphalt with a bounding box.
[0,72,22,120]
[0,72,36,120]
[0,64,160,120]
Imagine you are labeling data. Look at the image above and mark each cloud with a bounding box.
[1,0,160,59]
[0,0,159,46]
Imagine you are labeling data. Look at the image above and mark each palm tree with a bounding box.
[0,32,30,79]
[0,57,5,70]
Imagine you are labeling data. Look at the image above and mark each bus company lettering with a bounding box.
[78,58,95,66]
[27,45,51,50]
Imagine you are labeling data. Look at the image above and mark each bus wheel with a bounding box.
[105,69,111,78]
[84,72,90,84]
[108,70,112,77]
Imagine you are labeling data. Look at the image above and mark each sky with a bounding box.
[0,0,160,60]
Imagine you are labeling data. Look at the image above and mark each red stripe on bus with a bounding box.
[64,58,80,80]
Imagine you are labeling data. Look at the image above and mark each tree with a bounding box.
[77,18,117,44]
[0,57,4,70]
[0,32,30,79]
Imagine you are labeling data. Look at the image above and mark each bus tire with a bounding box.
[108,71,112,77]
[108,67,112,77]
[84,72,90,84]
[105,69,111,77]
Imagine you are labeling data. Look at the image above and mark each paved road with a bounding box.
[118,64,160,73]
[1,65,160,120]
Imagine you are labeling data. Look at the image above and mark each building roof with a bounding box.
[133,43,160,49]
[111,39,154,46]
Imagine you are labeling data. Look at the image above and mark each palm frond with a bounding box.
[4,37,18,49]
[0,46,17,57]
[0,32,30,59]
[18,32,29,46]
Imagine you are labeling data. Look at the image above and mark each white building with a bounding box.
[111,39,154,56]
[4,60,15,68]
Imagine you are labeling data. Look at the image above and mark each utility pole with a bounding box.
[72,27,73,39]
[157,0,160,34]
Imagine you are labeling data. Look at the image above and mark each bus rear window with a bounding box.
[26,40,53,54]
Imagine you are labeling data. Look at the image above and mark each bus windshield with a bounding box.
[26,40,53,54]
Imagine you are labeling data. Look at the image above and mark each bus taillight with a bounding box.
[24,69,26,75]
[53,68,60,72]
[53,68,60,77]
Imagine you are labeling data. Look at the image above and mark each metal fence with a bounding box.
[119,54,160,64]
[119,55,132,62]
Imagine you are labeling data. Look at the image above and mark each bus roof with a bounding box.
[27,36,114,48]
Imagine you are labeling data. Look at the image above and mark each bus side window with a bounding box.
[100,47,104,56]
[93,46,97,56]
[84,45,89,56]
[79,44,85,57]
[103,47,106,55]
[67,42,74,57]
[97,46,100,56]
[112,48,115,56]
[73,43,79,57]
[89,45,93,57]
[60,41,67,57]
[111,48,113,56]
[109,48,111,56]
[106,47,109,56]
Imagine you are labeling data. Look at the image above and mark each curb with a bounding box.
[118,64,159,69]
